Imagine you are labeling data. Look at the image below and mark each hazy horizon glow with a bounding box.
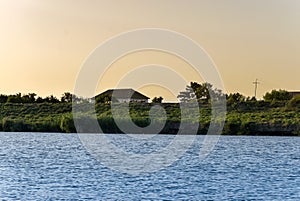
[1,0,299,100]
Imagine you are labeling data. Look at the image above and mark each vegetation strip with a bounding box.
[0,83,299,135]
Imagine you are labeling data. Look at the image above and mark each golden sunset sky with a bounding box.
[0,0,299,101]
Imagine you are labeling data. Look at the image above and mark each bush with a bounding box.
[263,89,292,102]
[60,113,76,133]
[2,118,30,132]
[240,121,257,135]
[223,119,241,135]
[287,95,300,109]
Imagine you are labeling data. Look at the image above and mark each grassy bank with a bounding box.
[0,102,299,136]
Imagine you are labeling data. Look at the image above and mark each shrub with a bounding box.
[223,119,241,135]
[287,95,300,109]
[60,113,76,133]
[2,118,30,132]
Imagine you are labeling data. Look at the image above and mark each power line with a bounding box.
[253,79,260,98]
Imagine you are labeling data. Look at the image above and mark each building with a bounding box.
[289,91,300,98]
[96,88,150,103]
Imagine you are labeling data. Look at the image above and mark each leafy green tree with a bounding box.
[7,93,22,103]
[263,89,292,102]
[44,95,60,103]
[152,96,163,103]
[5,93,36,103]
[95,94,112,104]
[21,94,32,103]
[191,82,211,102]
[287,95,300,108]
[177,82,224,103]
[36,97,45,103]
[177,85,196,103]
[246,96,257,102]
[61,92,73,103]
[0,94,8,103]
[28,93,37,102]
[227,93,245,105]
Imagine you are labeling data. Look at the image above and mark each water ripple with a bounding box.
[0,133,299,200]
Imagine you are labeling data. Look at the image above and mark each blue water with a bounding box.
[0,132,299,200]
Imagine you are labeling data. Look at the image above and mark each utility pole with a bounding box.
[253,79,260,99]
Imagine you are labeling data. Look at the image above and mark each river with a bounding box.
[0,132,299,200]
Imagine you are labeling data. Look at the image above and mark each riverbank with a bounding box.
[0,102,299,136]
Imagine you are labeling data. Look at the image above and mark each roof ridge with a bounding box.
[96,88,150,99]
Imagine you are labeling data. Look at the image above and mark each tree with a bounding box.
[0,94,8,103]
[263,90,292,102]
[7,93,22,103]
[5,93,36,103]
[246,96,257,102]
[36,97,45,103]
[20,94,31,103]
[287,95,300,108]
[61,92,73,103]
[44,95,60,103]
[152,96,163,103]
[191,82,211,102]
[95,94,112,104]
[177,82,224,103]
[177,85,196,103]
[28,93,37,103]
[227,93,245,105]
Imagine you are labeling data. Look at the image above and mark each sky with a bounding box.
[0,0,300,101]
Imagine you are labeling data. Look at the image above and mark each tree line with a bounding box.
[0,82,299,108]
[0,82,299,135]
[177,82,300,108]
[0,92,74,103]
